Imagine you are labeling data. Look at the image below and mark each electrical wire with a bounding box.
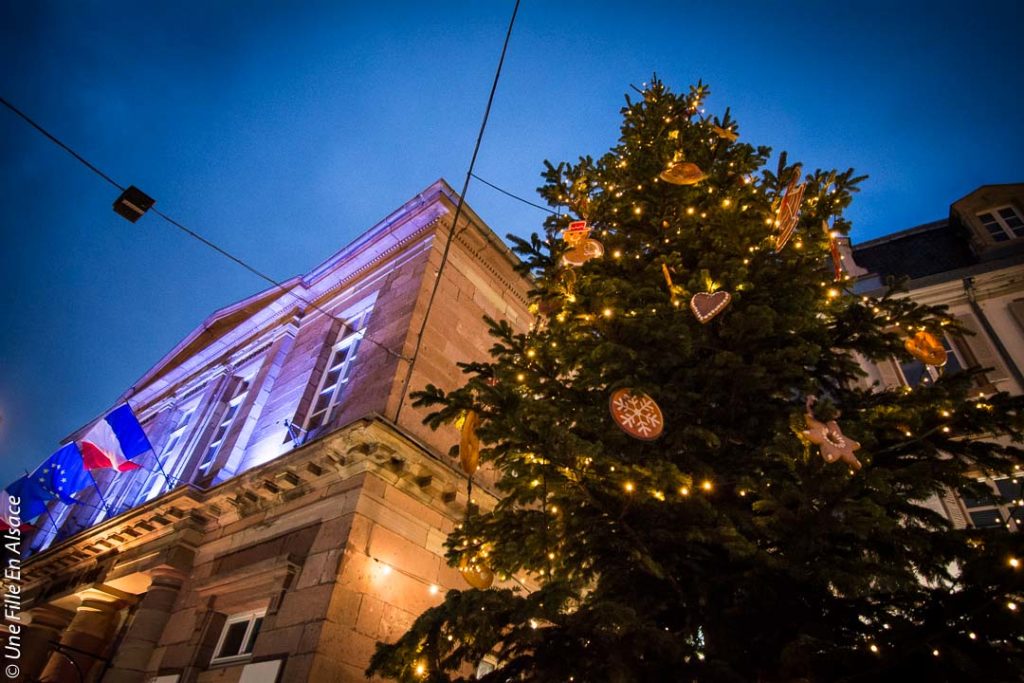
[393,0,521,423]
[0,95,409,362]
[471,172,558,214]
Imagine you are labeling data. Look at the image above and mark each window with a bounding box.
[977,206,1024,242]
[212,610,265,663]
[305,307,372,432]
[199,379,250,473]
[960,475,1023,530]
[164,405,196,455]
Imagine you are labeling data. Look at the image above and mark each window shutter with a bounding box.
[1009,299,1024,334]
[940,489,969,529]
[952,314,1009,386]
[876,358,903,388]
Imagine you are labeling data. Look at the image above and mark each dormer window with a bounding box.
[977,206,1024,242]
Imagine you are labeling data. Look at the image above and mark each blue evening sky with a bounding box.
[1,1,1021,483]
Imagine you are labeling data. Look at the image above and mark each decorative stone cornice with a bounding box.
[23,416,489,606]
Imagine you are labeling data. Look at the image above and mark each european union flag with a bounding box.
[4,475,52,524]
[32,443,92,504]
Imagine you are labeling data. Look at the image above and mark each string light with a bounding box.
[701,480,713,492]
[1010,557,1020,569]
[429,584,440,595]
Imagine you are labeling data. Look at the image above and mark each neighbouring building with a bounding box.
[10,180,532,682]
[847,182,1024,531]
[8,181,1022,683]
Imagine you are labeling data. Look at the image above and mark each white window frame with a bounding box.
[163,404,197,456]
[977,205,1024,242]
[198,378,251,474]
[129,401,201,504]
[304,306,373,432]
[211,609,266,665]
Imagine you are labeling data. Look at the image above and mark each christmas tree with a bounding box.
[369,79,1024,682]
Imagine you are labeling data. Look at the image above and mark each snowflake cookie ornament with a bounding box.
[609,388,665,440]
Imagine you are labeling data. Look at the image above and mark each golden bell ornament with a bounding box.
[458,556,494,590]
[659,161,707,186]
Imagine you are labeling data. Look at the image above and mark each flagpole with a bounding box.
[151,450,178,495]
[88,470,114,515]
[22,470,60,535]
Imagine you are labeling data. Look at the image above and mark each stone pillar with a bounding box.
[38,593,125,683]
[102,569,185,683]
[12,605,73,682]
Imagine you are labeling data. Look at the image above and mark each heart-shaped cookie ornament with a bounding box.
[689,291,731,324]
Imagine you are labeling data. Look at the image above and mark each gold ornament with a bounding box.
[803,398,862,470]
[609,388,664,440]
[458,556,494,590]
[905,331,947,367]
[689,290,731,324]
[823,220,843,281]
[459,410,481,475]
[536,269,578,316]
[774,166,806,252]
[659,160,707,186]
[711,124,738,142]
[661,263,687,307]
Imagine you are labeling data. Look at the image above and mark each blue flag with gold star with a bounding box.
[32,443,92,504]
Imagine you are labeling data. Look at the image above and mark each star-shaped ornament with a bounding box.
[803,401,862,471]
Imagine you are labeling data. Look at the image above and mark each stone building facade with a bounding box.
[10,180,531,682]
[847,183,1024,531]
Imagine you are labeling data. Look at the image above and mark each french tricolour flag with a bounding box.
[78,404,152,472]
